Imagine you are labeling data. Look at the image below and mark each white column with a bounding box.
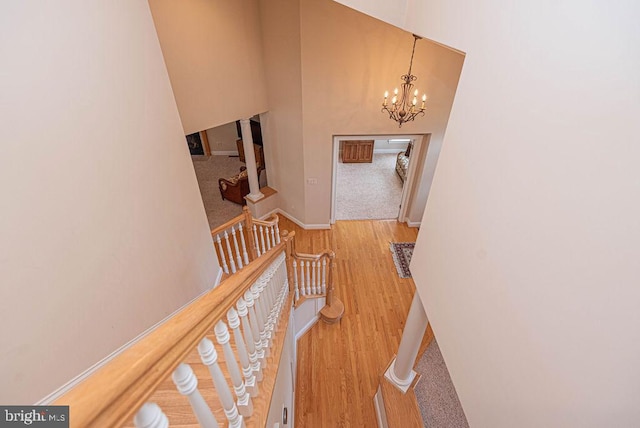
[384,292,428,393]
[239,118,264,202]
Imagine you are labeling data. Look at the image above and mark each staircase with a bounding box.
[54,209,343,427]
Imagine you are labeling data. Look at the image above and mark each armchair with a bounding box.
[218,166,264,205]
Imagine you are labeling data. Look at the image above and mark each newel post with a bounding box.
[319,252,344,324]
[243,206,258,261]
[281,230,296,296]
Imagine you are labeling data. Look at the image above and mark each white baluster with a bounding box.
[238,223,249,265]
[251,282,270,357]
[198,338,245,428]
[244,289,266,367]
[275,222,281,244]
[228,307,258,397]
[293,259,300,301]
[214,320,253,417]
[172,364,220,428]
[216,235,229,274]
[252,225,261,257]
[259,226,266,254]
[306,260,311,295]
[231,225,243,270]
[322,257,327,293]
[224,231,237,273]
[270,226,276,250]
[237,296,263,381]
[134,402,168,428]
[299,260,306,296]
[311,261,317,294]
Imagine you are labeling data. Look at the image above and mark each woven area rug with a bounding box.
[390,242,415,278]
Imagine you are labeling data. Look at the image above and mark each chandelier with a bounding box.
[382,35,427,127]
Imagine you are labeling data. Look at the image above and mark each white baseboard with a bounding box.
[406,220,421,228]
[35,288,211,405]
[211,151,240,156]
[374,386,389,428]
[295,314,319,341]
[274,209,331,230]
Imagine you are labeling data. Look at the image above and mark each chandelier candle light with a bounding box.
[382,34,427,127]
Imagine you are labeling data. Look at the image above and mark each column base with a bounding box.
[245,192,264,202]
[383,358,417,394]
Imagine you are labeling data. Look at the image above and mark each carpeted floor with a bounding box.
[191,155,246,229]
[415,339,469,428]
[335,153,404,220]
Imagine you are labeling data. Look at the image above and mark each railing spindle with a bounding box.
[224,231,237,274]
[134,403,169,428]
[252,225,261,257]
[171,364,220,428]
[237,297,263,382]
[259,226,266,254]
[322,257,327,293]
[216,235,229,274]
[311,261,317,294]
[214,320,253,417]
[231,226,243,270]
[228,307,258,397]
[238,223,250,265]
[292,259,299,301]
[244,289,266,367]
[306,260,311,295]
[198,338,245,428]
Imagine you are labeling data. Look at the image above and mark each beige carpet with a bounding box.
[191,155,245,229]
[415,339,469,428]
[335,153,404,220]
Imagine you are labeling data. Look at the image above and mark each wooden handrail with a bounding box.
[292,250,335,261]
[54,240,288,428]
[210,212,245,238]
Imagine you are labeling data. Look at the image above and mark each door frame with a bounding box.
[330,134,425,224]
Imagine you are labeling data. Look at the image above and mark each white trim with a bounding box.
[406,220,421,228]
[35,288,211,405]
[274,208,331,230]
[373,148,405,154]
[384,359,417,393]
[211,150,240,156]
[295,314,320,340]
[397,136,424,222]
[374,386,389,428]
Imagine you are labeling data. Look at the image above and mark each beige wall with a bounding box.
[338,0,640,426]
[258,0,306,222]
[0,2,219,404]
[299,0,464,225]
[148,0,269,135]
[206,122,240,154]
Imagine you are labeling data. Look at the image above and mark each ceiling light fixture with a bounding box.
[382,34,427,127]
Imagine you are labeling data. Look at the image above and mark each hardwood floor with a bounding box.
[279,218,419,427]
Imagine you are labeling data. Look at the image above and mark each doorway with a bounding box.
[330,134,426,224]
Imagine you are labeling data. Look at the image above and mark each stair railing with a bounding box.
[211,207,280,275]
[280,231,333,304]
[54,232,295,428]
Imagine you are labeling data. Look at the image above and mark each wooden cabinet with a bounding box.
[236,139,265,168]
[341,140,374,163]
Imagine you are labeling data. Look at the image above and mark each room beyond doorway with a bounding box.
[331,135,424,224]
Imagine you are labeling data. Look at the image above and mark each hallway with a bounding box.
[277,218,419,426]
